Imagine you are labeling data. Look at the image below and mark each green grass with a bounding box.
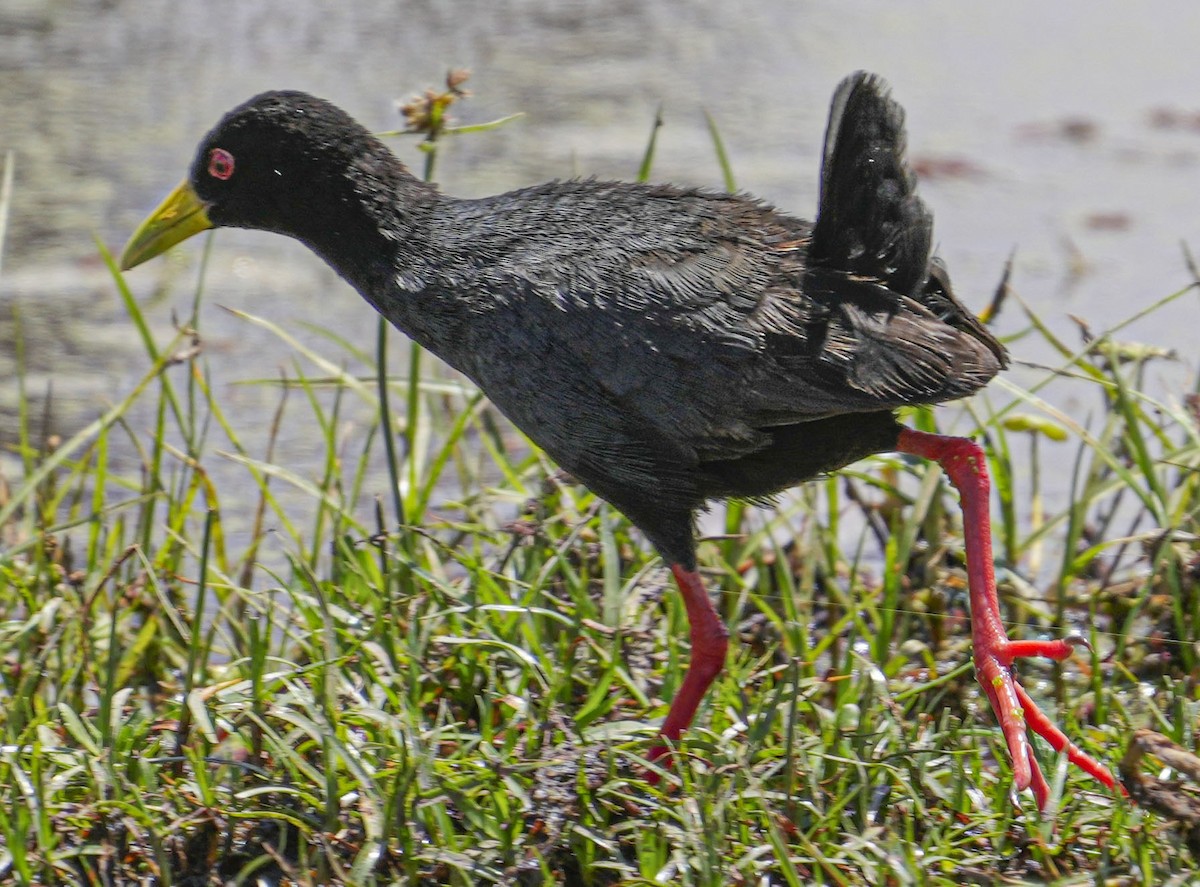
[2,90,1200,885]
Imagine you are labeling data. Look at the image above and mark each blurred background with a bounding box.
[2,0,1197,489]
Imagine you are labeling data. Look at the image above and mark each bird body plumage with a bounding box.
[199,101,1005,561]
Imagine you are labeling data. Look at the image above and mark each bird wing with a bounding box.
[551,220,1001,465]
[439,182,1001,469]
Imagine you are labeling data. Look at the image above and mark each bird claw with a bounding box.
[1062,632,1093,653]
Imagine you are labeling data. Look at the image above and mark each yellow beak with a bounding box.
[120,180,214,270]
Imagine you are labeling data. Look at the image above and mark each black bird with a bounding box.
[121,72,1116,807]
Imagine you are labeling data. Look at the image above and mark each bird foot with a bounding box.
[973,636,1119,809]
[896,427,1121,809]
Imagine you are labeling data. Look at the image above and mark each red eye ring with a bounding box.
[208,148,235,181]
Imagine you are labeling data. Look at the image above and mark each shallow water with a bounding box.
[2,0,1197,544]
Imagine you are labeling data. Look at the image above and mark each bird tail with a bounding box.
[809,72,933,297]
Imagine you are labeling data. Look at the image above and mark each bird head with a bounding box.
[120,91,403,270]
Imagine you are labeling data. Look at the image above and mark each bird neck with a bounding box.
[298,160,442,295]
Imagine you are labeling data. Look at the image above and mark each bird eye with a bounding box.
[208,148,235,181]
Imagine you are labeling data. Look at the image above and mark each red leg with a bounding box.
[647,564,730,771]
[896,428,1119,808]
